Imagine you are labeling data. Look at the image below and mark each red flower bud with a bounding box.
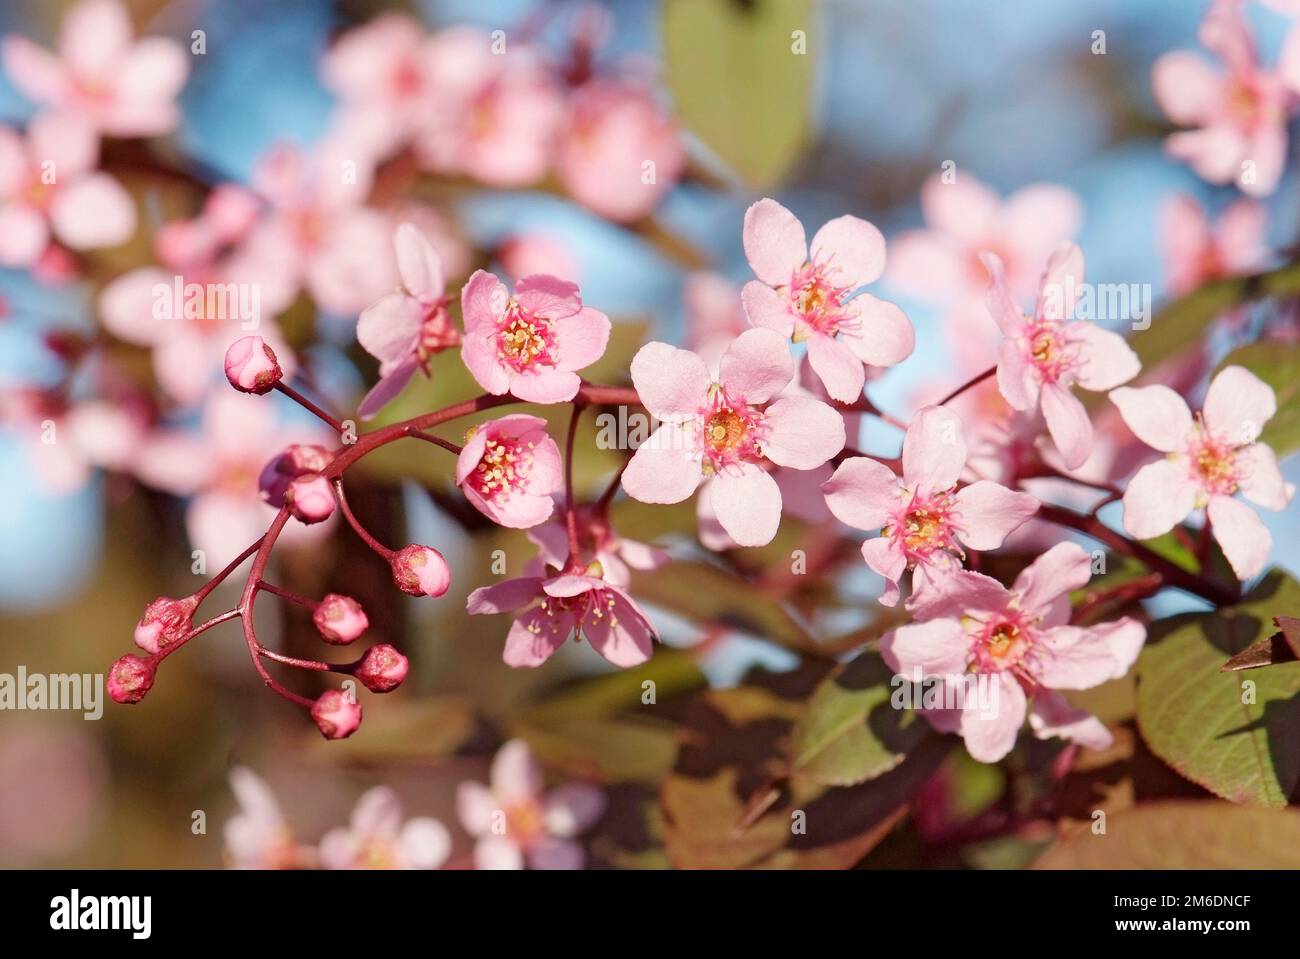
[134,595,198,654]
[311,689,363,740]
[356,644,409,693]
[108,655,155,704]
[224,336,282,394]
[390,544,451,598]
[313,593,368,645]
[258,443,334,507]
[284,473,336,524]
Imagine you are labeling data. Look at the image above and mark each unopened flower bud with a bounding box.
[356,644,409,693]
[284,473,335,524]
[259,444,333,507]
[134,595,198,654]
[313,593,368,645]
[391,544,451,598]
[224,336,282,394]
[108,655,155,704]
[311,689,362,740]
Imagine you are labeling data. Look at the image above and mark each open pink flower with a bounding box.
[1111,365,1295,580]
[457,740,605,870]
[526,506,669,588]
[888,172,1082,311]
[467,573,658,668]
[0,113,135,267]
[982,242,1140,470]
[357,223,461,418]
[1152,0,1300,197]
[740,198,913,402]
[823,406,1038,608]
[319,787,451,870]
[223,768,302,870]
[621,328,846,547]
[1160,193,1267,296]
[415,27,562,187]
[1,0,188,137]
[455,414,562,529]
[881,544,1145,763]
[556,79,685,223]
[460,271,610,403]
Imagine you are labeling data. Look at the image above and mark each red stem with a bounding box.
[564,403,583,566]
[936,366,996,406]
[275,381,345,435]
[332,479,394,560]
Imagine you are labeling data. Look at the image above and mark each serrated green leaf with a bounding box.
[1136,571,1300,807]
[788,652,932,786]
[1033,801,1300,868]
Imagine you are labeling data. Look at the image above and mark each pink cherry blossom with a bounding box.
[414,27,563,188]
[223,767,302,870]
[460,271,611,403]
[740,198,914,402]
[0,113,135,267]
[319,787,450,870]
[556,79,685,222]
[684,271,747,368]
[237,140,396,315]
[321,13,438,160]
[823,406,1039,608]
[1151,0,1300,197]
[455,414,563,529]
[621,328,846,547]
[982,242,1141,470]
[1111,365,1295,579]
[283,473,335,525]
[456,739,605,870]
[888,172,1082,312]
[259,444,333,508]
[357,223,461,419]
[131,392,334,568]
[526,506,669,587]
[1159,193,1267,296]
[1,0,188,137]
[881,544,1145,763]
[467,573,658,668]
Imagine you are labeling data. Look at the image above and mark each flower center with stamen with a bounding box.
[787,262,855,339]
[505,800,546,847]
[1187,424,1240,496]
[496,302,556,372]
[967,611,1035,674]
[1023,321,1079,384]
[889,489,960,563]
[698,385,765,474]
[473,435,537,501]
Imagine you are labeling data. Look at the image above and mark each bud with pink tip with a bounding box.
[390,545,451,598]
[311,690,362,740]
[108,655,155,704]
[224,336,282,394]
[134,596,198,654]
[284,473,336,524]
[259,444,333,506]
[356,644,409,693]
[313,593,368,645]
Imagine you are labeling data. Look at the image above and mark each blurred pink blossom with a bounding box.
[1159,193,1268,296]
[319,787,450,870]
[457,740,605,869]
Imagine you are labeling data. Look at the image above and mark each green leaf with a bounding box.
[788,652,932,786]
[1128,261,1300,374]
[1221,616,1300,671]
[1215,341,1300,456]
[662,0,814,188]
[1033,801,1300,868]
[1136,571,1300,807]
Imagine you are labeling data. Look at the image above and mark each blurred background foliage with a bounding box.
[1,0,1300,868]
